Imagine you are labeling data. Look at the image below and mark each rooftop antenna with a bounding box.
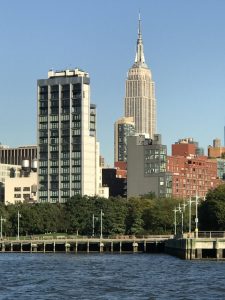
[138,10,141,37]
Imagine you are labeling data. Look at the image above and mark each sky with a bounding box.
[0,0,225,165]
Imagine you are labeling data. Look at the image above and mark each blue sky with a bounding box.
[0,0,225,165]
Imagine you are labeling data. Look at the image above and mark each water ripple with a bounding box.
[0,254,224,299]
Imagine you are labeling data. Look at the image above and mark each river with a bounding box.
[0,253,224,299]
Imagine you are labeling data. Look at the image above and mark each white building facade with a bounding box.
[0,163,21,184]
[5,171,37,205]
[37,69,107,203]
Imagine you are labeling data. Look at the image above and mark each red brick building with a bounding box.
[208,138,225,158]
[114,161,127,178]
[172,143,196,157]
[167,155,222,199]
[208,146,225,158]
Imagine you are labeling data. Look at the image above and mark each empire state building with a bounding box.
[125,15,156,138]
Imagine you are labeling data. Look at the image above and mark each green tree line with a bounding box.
[0,195,181,237]
[1,184,225,237]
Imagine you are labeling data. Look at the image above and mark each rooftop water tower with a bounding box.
[21,159,30,177]
[31,159,37,172]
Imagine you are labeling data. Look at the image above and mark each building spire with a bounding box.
[134,12,147,68]
[138,12,142,39]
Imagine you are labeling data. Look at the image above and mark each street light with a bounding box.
[173,206,179,236]
[92,214,98,237]
[17,211,21,240]
[195,193,199,238]
[181,201,188,235]
[100,209,104,239]
[188,196,195,235]
[182,201,188,212]
[177,203,184,235]
[0,216,6,240]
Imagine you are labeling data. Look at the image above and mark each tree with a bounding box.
[125,198,144,235]
[99,197,127,236]
[199,184,225,230]
[142,198,178,234]
[65,195,95,235]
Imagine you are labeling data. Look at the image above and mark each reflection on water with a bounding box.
[0,253,224,299]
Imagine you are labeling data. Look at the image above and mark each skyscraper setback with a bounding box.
[125,14,156,138]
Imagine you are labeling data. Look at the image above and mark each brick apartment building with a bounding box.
[168,139,223,199]
[167,156,223,199]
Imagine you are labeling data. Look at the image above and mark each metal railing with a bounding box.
[198,231,225,238]
[0,234,173,242]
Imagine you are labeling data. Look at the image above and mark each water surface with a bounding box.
[0,253,224,299]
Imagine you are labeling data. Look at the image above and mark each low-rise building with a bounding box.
[0,163,21,184]
[0,145,37,165]
[127,134,172,198]
[5,171,37,205]
[0,163,22,202]
[172,137,204,157]
[167,155,222,199]
[208,138,225,158]
[102,168,127,198]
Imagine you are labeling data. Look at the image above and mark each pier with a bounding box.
[0,235,171,253]
[165,231,225,260]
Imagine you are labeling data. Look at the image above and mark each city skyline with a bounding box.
[0,1,225,165]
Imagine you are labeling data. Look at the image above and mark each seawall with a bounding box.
[165,235,225,260]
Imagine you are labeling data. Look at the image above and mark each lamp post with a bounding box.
[177,203,184,235]
[173,206,179,236]
[195,193,199,238]
[182,201,188,234]
[17,211,21,240]
[0,216,6,240]
[92,214,98,237]
[188,196,195,234]
[100,209,104,239]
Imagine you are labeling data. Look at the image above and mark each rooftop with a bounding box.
[48,68,89,79]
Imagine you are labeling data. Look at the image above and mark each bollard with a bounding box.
[100,242,104,253]
[32,243,38,253]
[75,242,78,253]
[65,243,70,253]
[133,242,138,253]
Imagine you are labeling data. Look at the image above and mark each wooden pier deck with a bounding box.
[0,235,172,253]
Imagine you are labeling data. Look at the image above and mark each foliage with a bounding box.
[142,197,180,234]
[3,190,223,237]
[199,184,225,230]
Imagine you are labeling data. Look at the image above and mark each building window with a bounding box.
[14,194,21,198]
[39,160,48,167]
[23,187,30,191]
[50,167,59,174]
[50,191,59,197]
[14,187,21,192]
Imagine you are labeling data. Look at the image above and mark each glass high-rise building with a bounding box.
[37,69,102,203]
[114,117,135,163]
[125,14,156,138]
